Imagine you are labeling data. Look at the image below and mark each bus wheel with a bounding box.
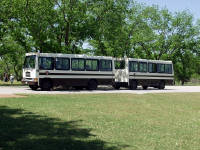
[130,80,137,90]
[159,81,165,89]
[113,83,120,90]
[29,85,38,90]
[41,80,52,91]
[74,86,84,90]
[88,80,97,90]
[142,86,148,90]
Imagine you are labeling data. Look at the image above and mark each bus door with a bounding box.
[114,58,129,83]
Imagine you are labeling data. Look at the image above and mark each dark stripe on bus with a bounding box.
[129,75,174,78]
[39,73,114,76]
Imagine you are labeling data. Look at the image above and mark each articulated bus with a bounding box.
[22,52,174,90]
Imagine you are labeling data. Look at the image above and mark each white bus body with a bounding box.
[22,52,174,90]
[128,58,174,89]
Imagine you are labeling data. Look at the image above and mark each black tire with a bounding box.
[113,83,121,90]
[87,80,97,90]
[142,86,148,90]
[158,81,165,89]
[130,80,137,90]
[41,80,52,91]
[29,85,38,90]
[74,86,84,90]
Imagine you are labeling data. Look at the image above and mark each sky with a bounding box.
[136,0,200,21]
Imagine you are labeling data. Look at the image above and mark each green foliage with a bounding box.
[170,11,199,84]
[0,34,25,81]
[0,0,200,83]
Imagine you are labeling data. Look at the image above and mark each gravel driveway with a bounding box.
[0,86,200,95]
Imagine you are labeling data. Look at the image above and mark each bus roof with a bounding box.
[25,52,172,63]
[128,58,172,64]
[26,52,113,60]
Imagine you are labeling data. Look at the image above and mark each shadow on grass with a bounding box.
[0,106,127,150]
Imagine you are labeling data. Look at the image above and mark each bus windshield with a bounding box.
[24,55,36,69]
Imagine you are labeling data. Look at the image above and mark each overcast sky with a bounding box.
[136,0,200,21]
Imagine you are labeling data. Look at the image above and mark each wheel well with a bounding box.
[88,79,98,85]
[129,79,137,85]
[160,80,165,84]
[40,78,53,87]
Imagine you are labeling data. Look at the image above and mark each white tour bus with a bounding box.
[22,52,174,90]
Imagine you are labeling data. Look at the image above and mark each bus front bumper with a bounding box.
[21,78,38,85]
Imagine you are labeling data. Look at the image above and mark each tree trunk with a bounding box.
[181,80,185,85]
[13,65,19,81]
[5,61,10,74]
[57,35,62,48]
[65,22,70,46]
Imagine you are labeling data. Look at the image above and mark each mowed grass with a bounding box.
[1,93,200,150]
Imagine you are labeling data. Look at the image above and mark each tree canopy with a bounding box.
[0,0,200,84]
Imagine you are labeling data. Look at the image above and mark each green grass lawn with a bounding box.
[1,93,200,150]
[175,81,200,86]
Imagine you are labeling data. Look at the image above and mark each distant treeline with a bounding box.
[0,0,200,84]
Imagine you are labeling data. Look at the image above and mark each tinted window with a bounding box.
[100,60,112,71]
[165,64,172,74]
[148,63,157,73]
[71,58,85,71]
[39,57,54,70]
[157,64,165,73]
[24,55,36,69]
[55,57,70,70]
[86,59,99,71]
[115,60,125,69]
[129,61,138,72]
[139,62,147,72]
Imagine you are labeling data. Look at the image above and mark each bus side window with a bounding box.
[148,63,157,73]
[55,58,70,70]
[129,61,138,72]
[139,62,147,72]
[39,57,54,70]
[71,58,85,71]
[165,64,172,74]
[115,60,125,69]
[86,59,99,71]
[100,59,112,71]
[157,64,165,73]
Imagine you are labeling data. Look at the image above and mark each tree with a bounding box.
[0,0,200,83]
[88,0,131,57]
[171,11,199,84]
[129,5,174,60]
